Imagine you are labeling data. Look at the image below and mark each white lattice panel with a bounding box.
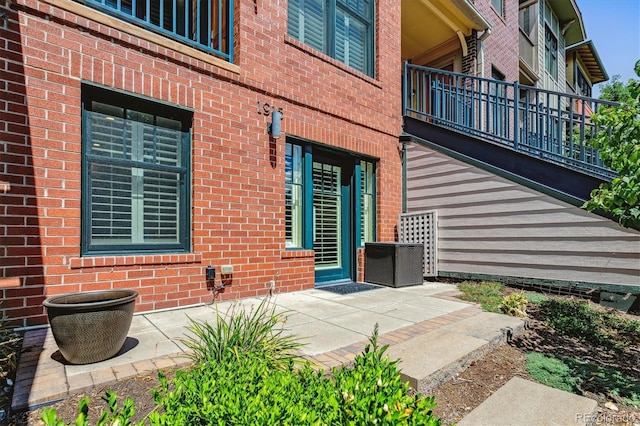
[399,210,438,277]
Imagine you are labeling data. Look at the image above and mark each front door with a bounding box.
[312,156,353,284]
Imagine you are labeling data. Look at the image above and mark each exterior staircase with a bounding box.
[401,64,640,302]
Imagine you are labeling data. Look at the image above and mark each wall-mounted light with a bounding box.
[267,110,282,139]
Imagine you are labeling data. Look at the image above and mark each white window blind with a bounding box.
[288,0,325,52]
[288,0,373,76]
[86,101,187,250]
[312,162,341,268]
[335,10,366,73]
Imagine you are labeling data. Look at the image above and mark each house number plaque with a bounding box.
[257,100,283,116]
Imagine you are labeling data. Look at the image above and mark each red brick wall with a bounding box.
[474,0,519,82]
[1,0,402,326]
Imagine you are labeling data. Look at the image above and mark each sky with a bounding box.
[577,0,640,95]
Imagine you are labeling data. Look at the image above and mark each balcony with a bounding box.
[403,64,617,181]
[81,0,234,61]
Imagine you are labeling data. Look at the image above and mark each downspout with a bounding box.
[402,140,407,213]
[476,29,491,125]
[476,28,491,78]
[402,62,408,213]
[400,135,411,213]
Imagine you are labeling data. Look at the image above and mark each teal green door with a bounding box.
[312,157,353,284]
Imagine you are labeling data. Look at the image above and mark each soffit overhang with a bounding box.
[402,0,491,62]
[567,40,609,84]
[547,0,586,45]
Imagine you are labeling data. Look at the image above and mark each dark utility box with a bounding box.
[364,243,424,288]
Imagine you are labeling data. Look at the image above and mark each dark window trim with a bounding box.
[544,24,558,80]
[80,83,192,256]
[491,0,505,18]
[287,0,376,78]
[284,136,377,251]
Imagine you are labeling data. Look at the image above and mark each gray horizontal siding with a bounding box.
[405,143,640,288]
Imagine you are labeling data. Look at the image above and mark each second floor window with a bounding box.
[542,1,560,81]
[544,25,558,80]
[491,0,504,18]
[576,67,592,98]
[288,0,375,77]
[85,0,233,61]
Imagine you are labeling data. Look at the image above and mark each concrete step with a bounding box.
[387,312,525,394]
[458,376,599,426]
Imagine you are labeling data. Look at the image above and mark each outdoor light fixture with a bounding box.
[268,110,282,139]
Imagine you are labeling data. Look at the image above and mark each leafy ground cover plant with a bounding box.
[456,281,504,313]
[149,351,336,425]
[152,324,441,425]
[522,292,548,304]
[42,391,137,426]
[525,352,640,408]
[524,352,577,392]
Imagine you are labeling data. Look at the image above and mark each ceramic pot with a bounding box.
[43,289,138,364]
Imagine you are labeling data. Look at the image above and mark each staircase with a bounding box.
[401,64,640,301]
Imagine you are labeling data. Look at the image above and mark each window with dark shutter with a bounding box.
[82,85,191,255]
[288,0,374,77]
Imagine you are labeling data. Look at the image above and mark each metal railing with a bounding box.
[403,63,618,180]
[81,0,234,62]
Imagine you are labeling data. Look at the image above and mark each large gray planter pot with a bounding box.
[43,289,138,364]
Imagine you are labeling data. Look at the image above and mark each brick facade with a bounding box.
[1,0,403,326]
[474,0,519,82]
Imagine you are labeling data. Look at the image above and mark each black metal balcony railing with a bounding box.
[403,63,618,180]
[82,0,234,62]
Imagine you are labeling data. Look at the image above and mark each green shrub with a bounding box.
[180,297,303,368]
[153,324,441,425]
[1,305,22,422]
[0,307,21,381]
[457,281,504,313]
[540,298,640,351]
[499,293,528,317]
[331,324,441,425]
[150,352,337,425]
